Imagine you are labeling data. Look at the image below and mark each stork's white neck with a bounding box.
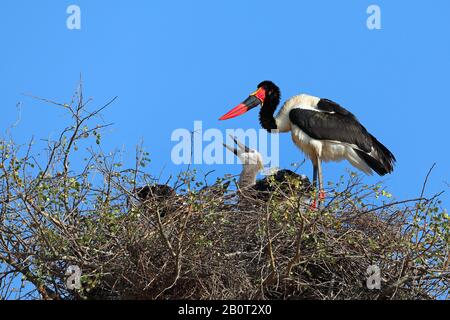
[274,94,320,132]
[238,164,261,188]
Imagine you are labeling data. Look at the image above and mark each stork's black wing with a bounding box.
[317,98,356,117]
[289,99,396,175]
[289,103,373,152]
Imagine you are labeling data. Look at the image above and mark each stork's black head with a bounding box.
[219,80,281,121]
[257,81,281,109]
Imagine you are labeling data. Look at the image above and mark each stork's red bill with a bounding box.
[219,88,266,121]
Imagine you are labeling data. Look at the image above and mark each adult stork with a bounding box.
[219,81,396,207]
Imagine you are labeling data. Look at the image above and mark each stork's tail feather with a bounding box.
[354,136,396,176]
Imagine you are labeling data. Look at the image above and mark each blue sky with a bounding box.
[1,0,449,211]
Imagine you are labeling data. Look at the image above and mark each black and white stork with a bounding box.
[219,81,396,207]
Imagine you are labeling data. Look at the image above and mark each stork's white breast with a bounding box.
[291,125,350,162]
[291,125,373,174]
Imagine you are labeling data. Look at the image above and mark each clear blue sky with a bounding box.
[1,0,449,210]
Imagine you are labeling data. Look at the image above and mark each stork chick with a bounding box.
[129,184,176,219]
[223,136,311,199]
[223,136,264,189]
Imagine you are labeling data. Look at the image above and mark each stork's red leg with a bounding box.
[319,190,326,201]
[317,157,325,208]
[309,163,319,210]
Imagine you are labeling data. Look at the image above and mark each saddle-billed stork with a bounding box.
[219,81,396,207]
